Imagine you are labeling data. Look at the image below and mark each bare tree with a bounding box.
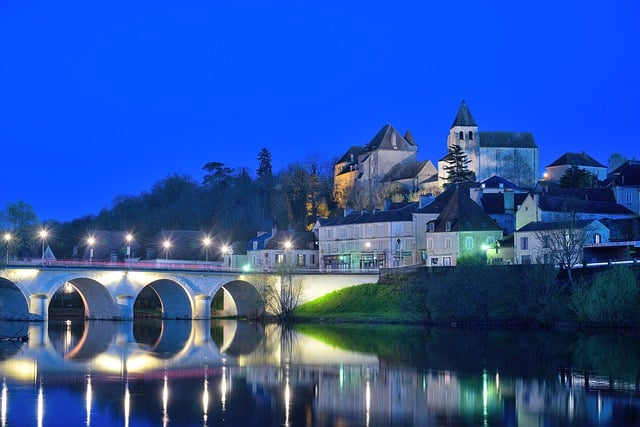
[254,266,305,319]
[534,214,596,284]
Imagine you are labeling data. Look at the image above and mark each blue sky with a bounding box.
[1,1,638,221]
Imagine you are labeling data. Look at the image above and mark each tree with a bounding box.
[202,161,232,187]
[257,148,273,178]
[559,165,597,188]
[608,152,627,172]
[534,215,596,284]
[256,265,305,319]
[1,201,39,258]
[441,144,475,186]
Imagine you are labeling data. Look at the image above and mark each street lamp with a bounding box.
[221,245,232,268]
[163,240,171,261]
[39,229,48,264]
[126,233,133,260]
[202,237,211,263]
[87,236,96,264]
[284,240,292,267]
[3,232,11,264]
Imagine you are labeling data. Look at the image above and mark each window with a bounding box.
[626,194,633,204]
[431,257,439,266]
[487,236,495,245]
[276,253,285,264]
[253,241,258,250]
[310,254,316,264]
[594,233,601,244]
[297,254,306,266]
[444,238,451,249]
[465,236,473,249]
[428,222,435,232]
[459,131,464,140]
[521,255,532,264]
[443,257,451,266]
[445,221,451,232]
[469,131,473,140]
[520,236,529,250]
[427,238,434,250]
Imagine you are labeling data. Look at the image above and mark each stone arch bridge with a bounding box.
[0,266,378,321]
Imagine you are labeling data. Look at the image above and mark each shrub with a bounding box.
[572,267,640,323]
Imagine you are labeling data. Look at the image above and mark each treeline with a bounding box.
[3,149,338,259]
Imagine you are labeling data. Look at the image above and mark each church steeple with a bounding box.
[451,100,477,128]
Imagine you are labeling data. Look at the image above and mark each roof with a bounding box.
[480,193,529,214]
[481,175,526,191]
[599,217,640,241]
[518,219,600,233]
[546,152,605,168]
[545,187,616,203]
[414,187,458,214]
[429,187,502,232]
[263,230,317,250]
[336,145,366,165]
[538,195,635,215]
[380,161,434,182]
[478,131,537,148]
[363,124,417,151]
[246,231,272,251]
[451,100,477,128]
[605,160,640,186]
[322,202,419,227]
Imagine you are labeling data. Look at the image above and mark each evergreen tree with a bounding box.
[559,165,597,188]
[257,147,273,178]
[442,144,475,185]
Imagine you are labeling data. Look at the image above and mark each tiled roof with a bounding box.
[246,232,272,251]
[599,217,640,241]
[323,202,419,226]
[481,175,526,191]
[545,187,616,203]
[263,231,317,250]
[414,187,457,214]
[605,160,640,186]
[480,193,529,214]
[518,219,598,232]
[546,152,605,168]
[479,132,537,148]
[381,161,433,182]
[539,195,634,215]
[451,100,477,128]
[430,187,502,232]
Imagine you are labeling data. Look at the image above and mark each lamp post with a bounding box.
[126,233,133,260]
[163,240,171,261]
[87,236,96,264]
[3,232,11,264]
[39,229,48,265]
[202,237,211,263]
[284,240,292,267]
[222,245,232,268]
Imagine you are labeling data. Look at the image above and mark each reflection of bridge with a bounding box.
[0,265,378,320]
[0,320,379,380]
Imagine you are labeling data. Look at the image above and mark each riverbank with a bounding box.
[294,264,640,328]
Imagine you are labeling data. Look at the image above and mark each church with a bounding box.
[438,100,539,188]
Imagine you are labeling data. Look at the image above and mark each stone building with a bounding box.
[438,101,539,188]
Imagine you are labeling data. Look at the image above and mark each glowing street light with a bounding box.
[221,245,233,268]
[163,240,171,260]
[39,229,48,264]
[3,232,11,264]
[87,236,96,264]
[202,237,211,263]
[125,233,133,260]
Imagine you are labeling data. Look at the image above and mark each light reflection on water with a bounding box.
[0,319,638,426]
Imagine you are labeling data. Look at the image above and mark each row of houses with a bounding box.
[250,159,638,271]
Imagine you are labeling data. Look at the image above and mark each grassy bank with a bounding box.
[294,264,640,327]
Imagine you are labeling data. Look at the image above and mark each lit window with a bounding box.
[594,233,601,244]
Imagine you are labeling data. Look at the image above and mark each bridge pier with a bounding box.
[193,294,212,320]
[116,295,135,320]
[29,293,49,321]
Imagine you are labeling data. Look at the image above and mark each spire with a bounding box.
[451,100,477,128]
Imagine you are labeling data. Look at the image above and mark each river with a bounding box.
[0,319,639,426]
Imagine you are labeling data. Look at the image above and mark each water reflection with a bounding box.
[0,320,638,426]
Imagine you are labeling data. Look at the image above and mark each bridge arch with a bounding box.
[0,277,30,320]
[214,280,264,319]
[47,277,120,320]
[142,279,192,319]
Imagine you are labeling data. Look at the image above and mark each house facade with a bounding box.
[605,160,640,216]
[419,187,503,266]
[544,152,607,181]
[317,202,418,270]
[246,228,318,271]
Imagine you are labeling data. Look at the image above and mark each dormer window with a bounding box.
[427,223,435,232]
[445,221,451,232]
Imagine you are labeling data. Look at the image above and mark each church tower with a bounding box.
[447,100,479,176]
